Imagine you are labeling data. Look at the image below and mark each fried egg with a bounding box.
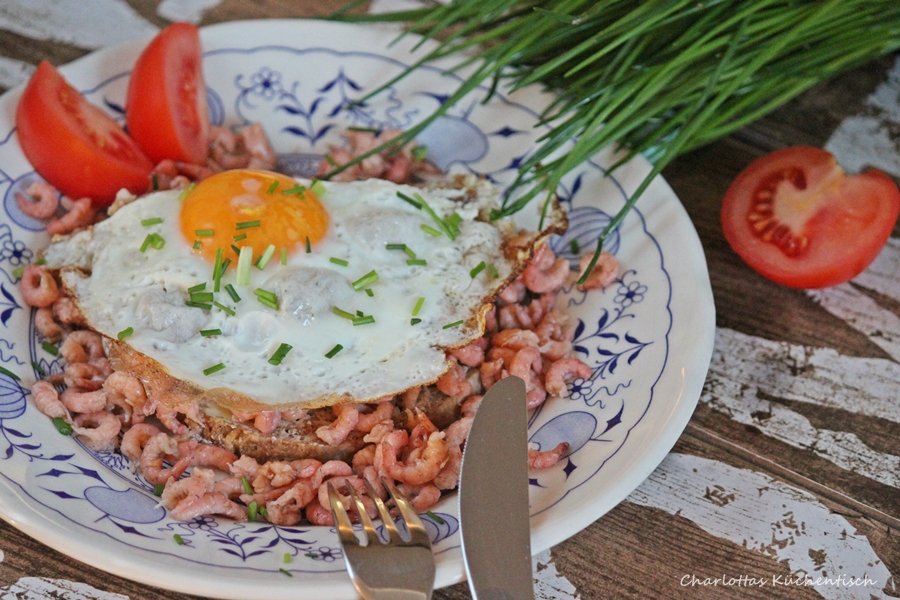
[42,170,564,410]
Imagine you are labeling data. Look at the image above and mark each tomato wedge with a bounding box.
[721,146,899,289]
[126,22,209,164]
[15,61,153,205]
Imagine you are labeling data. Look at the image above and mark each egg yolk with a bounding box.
[180,169,329,262]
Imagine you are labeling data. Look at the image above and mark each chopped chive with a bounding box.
[11,265,24,279]
[31,362,45,377]
[396,191,422,209]
[256,244,277,270]
[329,257,349,267]
[403,246,417,259]
[280,247,288,265]
[141,217,163,227]
[117,327,134,340]
[425,510,445,524]
[190,291,214,303]
[487,263,500,279]
[185,300,212,310]
[178,182,196,201]
[232,233,247,242]
[420,223,442,237]
[52,417,73,436]
[221,258,232,273]
[203,362,226,376]
[351,270,379,291]
[213,247,224,292]
[247,500,259,521]
[385,242,408,251]
[569,239,581,254]
[254,288,279,310]
[173,534,185,545]
[324,153,337,166]
[410,318,422,325]
[281,184,306,197]
[283,552,293,564]
[267,343,293,366]
[331,306,355,320]
[188,282,207,293]
[412,296,425,316]
[305,237,311,254]
[406,258,427,267]
[443,320,464,329]
[224,283,241,303]
[200,328,222,337]
[213,301,236,316]
[259,506,268,518]
[324,344,343,358]
[235,219,261,230]
[347,125,379,133]
[236,247,253,286]
[364,288,374,297]
[266,180,279,194]
[230,244,241,256]
[241,476,253,495]
[0,365,20,381]
[412,145,428,161]
[279,568,293,578]
[446,212,463,231]
[153,483,165,496]
[195,229,215,237]
[352,314,375,326]
[469,261,487,279]
[140,233,165,252]
[41,341,58,356]
[416,192,459,240]
[151,174,159,190]
[310,180,326,197]
[193,240,202,250]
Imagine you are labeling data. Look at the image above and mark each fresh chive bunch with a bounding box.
[332,0,900,278]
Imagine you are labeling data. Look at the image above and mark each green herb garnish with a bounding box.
[117,327,134,340]
[268,343,293,366]
[41,342,58,356]
[225,283,241,303]
[195,229,215,237]
[141,217,163,227]
[52,417,72,436]
[203,362,226,376]
[324,344,343,358]
[469,261,487,279]
[173,534,185,545]
[235,219,261,230]
[0,365,20,381]
[351,270,379,291]
[442,320,463,329]
[200,328,222,337]
[329,257,349,267]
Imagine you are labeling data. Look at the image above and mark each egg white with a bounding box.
[42,177,552,409]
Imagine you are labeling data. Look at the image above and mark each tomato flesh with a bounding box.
[721,146,900,288]
[15,61,153,205]
[126,22,209,164]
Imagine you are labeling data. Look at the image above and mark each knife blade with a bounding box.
[459,375,534,600]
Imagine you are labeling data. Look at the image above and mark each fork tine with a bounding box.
[326,482,357,546]
[382,477,429,543]
[346,484,379,545]
[363,478,401,542]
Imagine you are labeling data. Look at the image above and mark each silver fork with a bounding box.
[327,478,435,600]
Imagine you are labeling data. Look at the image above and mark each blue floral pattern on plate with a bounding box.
[0,21,714,600]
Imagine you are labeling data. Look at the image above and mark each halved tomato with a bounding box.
[15,61,153,205]
[721,146,899,289]
[126,22,209,164]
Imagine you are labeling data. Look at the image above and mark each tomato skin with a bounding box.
[126,22,209,164]
[721,146,900,289]
[15,61,153,205]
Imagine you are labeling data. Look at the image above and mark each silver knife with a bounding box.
[459,375,534,600]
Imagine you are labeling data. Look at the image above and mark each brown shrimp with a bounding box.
[120,422,162,462]
[30,380,69,420]
[16,181,60,219]
[155,404,190,435]
[398,483,441,512]
[545,358,593,397]
[528,442,569,470]
[46,197,94,236]
[435,361,471,398]
[355,401,394,433]
[34,308,63,341]
[449,338,487,368]
[139,433,190,485]
[73,411,121,452]
[523,244,570,294]
[375,428,449,486]
[59,330,104,364]
[177,440,238,472]
[103,371,149,418]
[265,481,317,526]
[304,500,334,526]
[578,252,620,291]
[63,362,106,392]
[315,403,360,446]
[52,297,85,326]
[19,265,59,308]
[171,492,247,521]
[60,388,106,413]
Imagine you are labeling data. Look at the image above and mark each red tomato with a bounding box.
[126,22,209,164]
[15,61,153,205]
[721,146,899,289]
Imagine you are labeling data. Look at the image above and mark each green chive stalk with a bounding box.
[331,0,900,278]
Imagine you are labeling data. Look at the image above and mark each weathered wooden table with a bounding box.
[0,2,897,599]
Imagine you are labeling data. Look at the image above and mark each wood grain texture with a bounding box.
[0,1,897,598]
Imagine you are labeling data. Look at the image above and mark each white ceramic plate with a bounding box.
[0,20,715,599]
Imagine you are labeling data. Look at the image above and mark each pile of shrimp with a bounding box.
[19,126,621,526]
